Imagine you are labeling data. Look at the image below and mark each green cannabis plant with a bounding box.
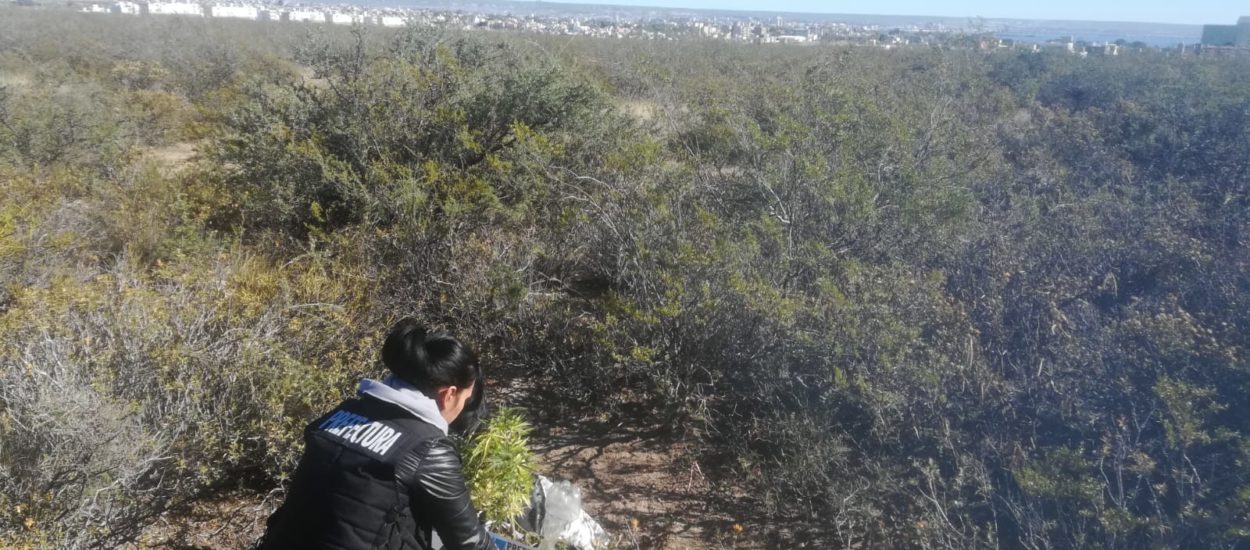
[461,408,538,524]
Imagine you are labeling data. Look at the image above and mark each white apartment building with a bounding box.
[329,11,366,25]
[110,1,141,14]
[210,4,260,20]
[379,15,406,27]
[286,9,326,23]
[148,2,205,16]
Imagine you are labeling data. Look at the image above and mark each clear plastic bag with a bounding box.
[534,476,609,550]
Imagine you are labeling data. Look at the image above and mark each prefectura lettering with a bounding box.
[317,410,402,456]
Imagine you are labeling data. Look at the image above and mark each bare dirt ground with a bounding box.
[532,420,759,549]
[619,99,660,123]
[134,491,274,549]
[139,141,200,173]
[486,372,766,548]
[0,70,32,88]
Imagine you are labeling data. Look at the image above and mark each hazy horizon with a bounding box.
[527,0,1241,26]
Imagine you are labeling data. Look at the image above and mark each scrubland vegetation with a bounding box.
[1,7,1249,548]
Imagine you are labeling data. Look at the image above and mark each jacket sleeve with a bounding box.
[409,438,492,550]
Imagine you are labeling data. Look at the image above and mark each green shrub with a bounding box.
[212,26,603,235]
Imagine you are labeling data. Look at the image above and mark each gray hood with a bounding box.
[358,375,448,435]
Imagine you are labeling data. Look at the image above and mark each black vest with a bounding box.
[260,396,446,550]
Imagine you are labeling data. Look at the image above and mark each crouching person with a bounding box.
[259,318,491,550]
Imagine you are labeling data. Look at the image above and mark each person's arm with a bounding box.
[411,438,492,550]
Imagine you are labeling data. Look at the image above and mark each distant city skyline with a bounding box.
[534,0,1238,25]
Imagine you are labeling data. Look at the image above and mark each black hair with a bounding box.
[381,318,480,395]
[448,379,487,437]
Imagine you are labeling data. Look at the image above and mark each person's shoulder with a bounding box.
[395,434,463,492]
[405,434,462,472]
[412,433,459,458]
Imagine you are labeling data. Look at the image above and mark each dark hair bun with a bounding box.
[381,318,479,394]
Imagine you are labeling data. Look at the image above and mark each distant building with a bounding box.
[286,8,326,23]
[110,1,140,15]
[1201,16,1250,47]
[378,15,406,27]
[148,2,204,16]
[1039,39,1077,54]
[210,4,260,20]
[1087,43,1120,56]
[329,11,366,25]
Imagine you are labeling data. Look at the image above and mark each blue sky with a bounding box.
[545,0,1243,25]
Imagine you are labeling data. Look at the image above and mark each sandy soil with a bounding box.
[0,70,32,88]
[139,141,200,172]
[619,99,661,122]
[534,424,755,549]
[134,491,274,549]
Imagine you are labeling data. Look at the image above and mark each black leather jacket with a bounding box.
[259,395,491,550]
